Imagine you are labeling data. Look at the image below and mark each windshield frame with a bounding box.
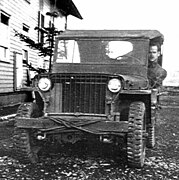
[54,38,149,66]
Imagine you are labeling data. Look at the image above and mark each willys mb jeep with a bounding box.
[13,30,164,168]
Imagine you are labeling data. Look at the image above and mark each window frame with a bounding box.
[0,45,9,62]
[22,23,29,32]
[0,10,10,62]
[22,49,28,64]
[38,11,45,44]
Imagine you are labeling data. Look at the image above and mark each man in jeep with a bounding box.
[148,42,167,88]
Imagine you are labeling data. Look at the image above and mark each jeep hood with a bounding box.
[52,63,148,89]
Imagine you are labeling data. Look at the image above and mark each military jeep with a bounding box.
[13,30,164,168]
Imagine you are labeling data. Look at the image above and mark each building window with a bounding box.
[0,46,8,61]
[1,13,9,25]
[22,49,28,63]
[38,11,45,44]
[0,11,10,62]
[23,23,29,32]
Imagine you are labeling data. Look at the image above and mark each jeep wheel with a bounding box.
[146,124,155,148]
[13,103,42,163]
[13,128,39,163]
[16,102,43,118]
[127,102,146,168]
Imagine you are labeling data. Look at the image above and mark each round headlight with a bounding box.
[108,78,122,93]
[38,78,51,91]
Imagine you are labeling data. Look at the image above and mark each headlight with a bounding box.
[108,78,122,93]
[38,78,51,91]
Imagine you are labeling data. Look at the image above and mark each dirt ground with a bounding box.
[0,88,179,179]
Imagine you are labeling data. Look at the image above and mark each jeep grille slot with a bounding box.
[51,74,109,114]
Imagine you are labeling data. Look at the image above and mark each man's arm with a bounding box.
[153,68,167,88]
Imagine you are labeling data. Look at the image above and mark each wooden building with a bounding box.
[0,0,82,107]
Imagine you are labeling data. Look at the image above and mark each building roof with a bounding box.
[50,0,83,19]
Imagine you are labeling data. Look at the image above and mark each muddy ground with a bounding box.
[0,88,179,179]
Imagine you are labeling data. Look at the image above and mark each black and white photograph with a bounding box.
[0,0,179,179]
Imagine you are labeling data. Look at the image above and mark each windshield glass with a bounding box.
[55,39,147,65]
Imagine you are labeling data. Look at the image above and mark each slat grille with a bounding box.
[51,74,109,114]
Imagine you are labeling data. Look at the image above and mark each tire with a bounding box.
[16,102,43,118]
[13,127,39,163]
[13,103,41,163]
[127,101,146,168]
[146,124,155,148]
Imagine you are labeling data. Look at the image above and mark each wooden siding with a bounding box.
[0,0,55,93]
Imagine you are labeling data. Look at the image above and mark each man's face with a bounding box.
[148,45,160,62]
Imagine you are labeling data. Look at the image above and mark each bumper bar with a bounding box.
[15,116,128,135]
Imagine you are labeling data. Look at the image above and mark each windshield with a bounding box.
[55,39,148,65]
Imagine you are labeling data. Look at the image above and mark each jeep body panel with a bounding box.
[17,29,164,132]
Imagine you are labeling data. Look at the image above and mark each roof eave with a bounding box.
[49,0,83,20]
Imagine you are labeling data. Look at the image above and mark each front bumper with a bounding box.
[15,114,128,135]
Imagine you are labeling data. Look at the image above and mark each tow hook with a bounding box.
[36,133,46,140]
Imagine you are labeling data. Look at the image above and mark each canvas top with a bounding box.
[58,30,163,42]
